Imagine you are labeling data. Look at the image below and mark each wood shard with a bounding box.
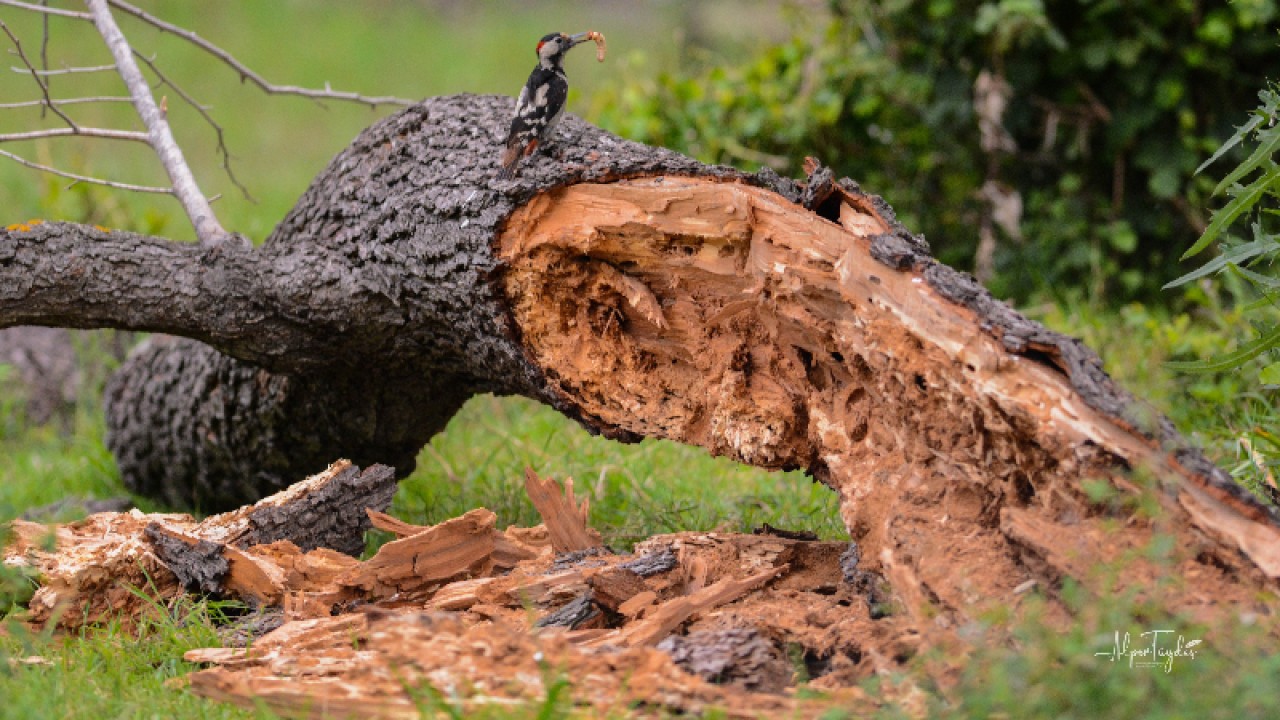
[523,468,603,553]
[338,508,497,597]
[193,460,397,557]
[588,566,648,611]
[618,565,788,647]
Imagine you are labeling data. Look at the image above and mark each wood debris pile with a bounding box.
[3,462,934,717]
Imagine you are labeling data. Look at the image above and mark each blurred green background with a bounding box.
[1,0,771,241]
[0,0,838,535]
[3,2,1280,717]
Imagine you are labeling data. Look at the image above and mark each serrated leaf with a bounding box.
[1197,112,1264,175]
[1228,263,1280,290]
[1164,323,1280,373]
[1181,166,1280,260]
[1213,127,1280,196]
[1164,237,1274,288]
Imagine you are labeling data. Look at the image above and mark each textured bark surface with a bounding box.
[2,93,1278,632]
[1,460,392,626]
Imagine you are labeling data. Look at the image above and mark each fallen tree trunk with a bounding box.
[2,94,1278,631]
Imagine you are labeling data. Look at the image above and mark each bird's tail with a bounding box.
[497,145,521,180]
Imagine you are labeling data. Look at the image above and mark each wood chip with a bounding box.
[616,565,788,647]
[522,468,602,553]
[337,508,497,597]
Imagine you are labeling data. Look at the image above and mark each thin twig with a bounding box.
[0,96,132,108]
[39,0,49,118]
[107,0,414,108]
[0,0,92,19]
[0,19,78,128]
[9,62,116,75]
[85,0,227,246]
[0,147,172,193]
[133,51,254,203]
[0,127,149,142]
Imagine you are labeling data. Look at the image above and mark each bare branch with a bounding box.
[39,0,50,118]
[0,147,172,193]
[133,51,254,203]
[0,126,149,142]
[85,0,228,248]
[0,0,91,19]
[107,0,415,108]
[0,19,78,128]
[9,62,116,75]
[0,96,132,108]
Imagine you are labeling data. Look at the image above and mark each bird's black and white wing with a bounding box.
[498,66,568,179]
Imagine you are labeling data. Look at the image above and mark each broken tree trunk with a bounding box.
[2,94,1278,631]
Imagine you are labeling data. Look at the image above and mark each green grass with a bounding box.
[3,2,1280,717]
[392,394,845,550]
[0,1,764,241]
[5,309,1279,718]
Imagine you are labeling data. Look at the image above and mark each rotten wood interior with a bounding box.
[497,175,1280,635]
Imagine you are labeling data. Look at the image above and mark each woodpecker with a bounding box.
[497,31,592,180]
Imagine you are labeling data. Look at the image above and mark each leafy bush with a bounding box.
[1165,84,1280,501]
[589,0,1280,303]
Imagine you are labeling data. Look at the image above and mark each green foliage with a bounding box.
[946,586,1280,719]
[588,0,1280,303]
[1,599,270,720]
[1162,85,1280,501]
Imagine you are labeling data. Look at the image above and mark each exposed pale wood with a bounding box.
[337,508,497,598]
[618,590,658,618]
[588,567,648,611]
[3,510,186,628]
[3,461,392,628]
[507,569,587,605]
[497,175,1280,640]
[184,608,819,719]
[365,509,424,538]
[425,577,500,611]
[145,522,284,606]
[616,565,789,647]
[522,468,603,553]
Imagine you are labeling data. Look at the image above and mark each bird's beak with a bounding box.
[567,32,591,47]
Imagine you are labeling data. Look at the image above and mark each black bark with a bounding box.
[0,93,1271,533]
[657,628,792,695]
[6,94,722,508]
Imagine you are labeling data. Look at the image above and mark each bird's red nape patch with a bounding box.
[536,40,546,54]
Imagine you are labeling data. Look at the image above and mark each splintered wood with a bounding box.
[3,460,395,628]
[4,467,890,717]
[496,173,1280,662]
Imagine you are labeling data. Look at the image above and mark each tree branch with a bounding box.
[0,18,78,128]
[0,96,132,108]
[0,126,149,142]
[0,0,91,19]
[106,0,415,108]
[0,221,331,372]
[8,62,116,75]
[0,147,173,192]
[84,0,229,248]
[132,50,254,203]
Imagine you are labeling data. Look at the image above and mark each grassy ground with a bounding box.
[3,2,1279,718]
[3,305,1276,719]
